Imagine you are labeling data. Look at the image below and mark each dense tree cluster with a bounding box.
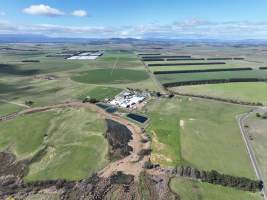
[178,166,263,192]
[105,119,133,159]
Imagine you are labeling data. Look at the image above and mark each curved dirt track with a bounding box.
[0,101,149,179]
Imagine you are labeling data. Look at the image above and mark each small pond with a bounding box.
[127,113,148,124]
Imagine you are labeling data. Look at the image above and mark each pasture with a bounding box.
[173,82,267,105]
[80,86,122,100]
[0,102,22,116]
[148,64,239,72]
[0,107,109,181]
[246,113,267,184]
[144,97,255,178]
[0,45,158,108]
[71,68,149,84]
[170,177,262,200]
[156,70,267,85]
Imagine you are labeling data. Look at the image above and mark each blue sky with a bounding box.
[1,0,267,39]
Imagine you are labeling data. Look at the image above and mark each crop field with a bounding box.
[170,177,262,200]
[144,97,255,178]
[0,107,109,181]
[172,82,267,105]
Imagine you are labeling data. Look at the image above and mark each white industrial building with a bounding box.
[67,51,104,60]
[109,90,148,109]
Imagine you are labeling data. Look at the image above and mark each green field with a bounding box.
[144,97,255,178]
[0,48,158,108]
[72,68,149,84]
[172,82,267,105]
[0,102,23,116]
[144,98,182,167]
[246,113,267,184]
[170,177,262,200]
[149,65,236,72]
[0,107,109,181]
[78,86,122,100]
[156,70,267,84]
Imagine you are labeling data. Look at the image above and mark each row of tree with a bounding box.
[178,166,263,192]
[169,91,263,106]
[163,78,267,88]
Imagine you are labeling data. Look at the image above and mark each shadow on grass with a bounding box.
[0,64,39,76]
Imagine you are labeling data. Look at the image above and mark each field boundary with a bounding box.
[162,78,267,87]
[169,90,263,106]
[153,67,252,74]
[148,62,226,67]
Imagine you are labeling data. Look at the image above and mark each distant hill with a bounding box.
[1,34,267,45]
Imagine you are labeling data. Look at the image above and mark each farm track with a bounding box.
[237,109,267,200]
[0,99,30,108]
[140,59,167,94]
[0,101,149,179]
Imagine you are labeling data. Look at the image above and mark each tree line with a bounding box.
[178,166,263,192]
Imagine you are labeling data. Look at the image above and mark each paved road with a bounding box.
[237,110,267,200]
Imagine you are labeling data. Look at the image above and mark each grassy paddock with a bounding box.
[77,86,122,100]
[144,98,182,167]
[156,70,267,84]
[170,177,262,200]
[0,102,23,116]
[172,82,267,105]
[247,114,267,184]
[0,107,109,181]
[144,97,255,178]
[25,107,108,181]
[149,64,236,72]
[71,68,149,84]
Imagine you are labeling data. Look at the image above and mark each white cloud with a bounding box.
[72,10,88,17]
[23,4,64,17]
[2,18,267,39]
